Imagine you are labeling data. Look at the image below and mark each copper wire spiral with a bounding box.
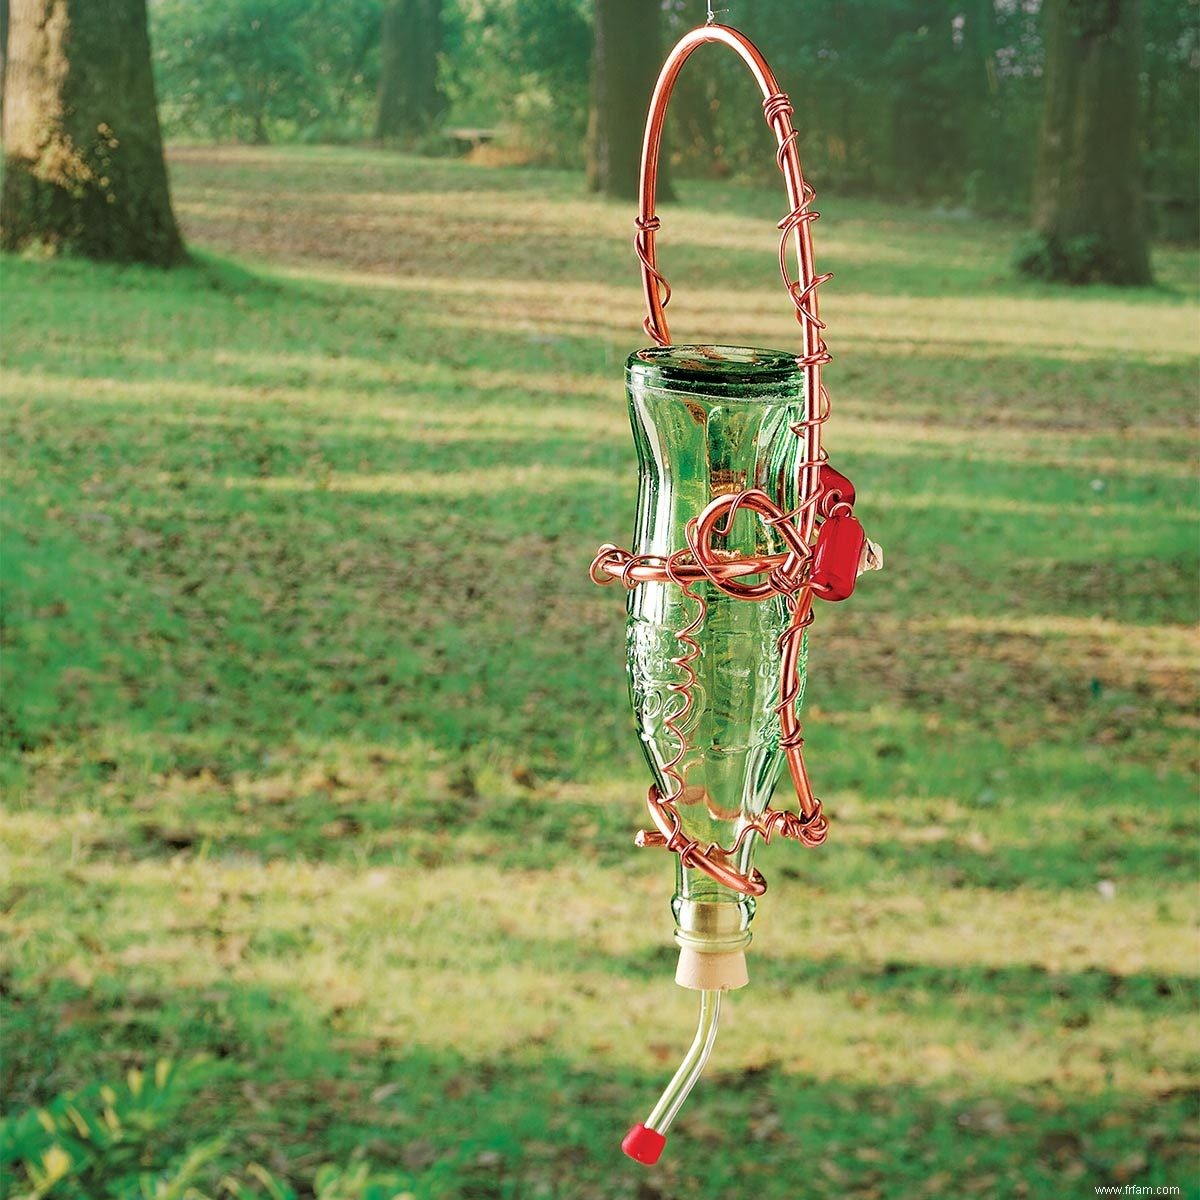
[591,491,828,899]
[594,26,841,897]
[633,215,671,343]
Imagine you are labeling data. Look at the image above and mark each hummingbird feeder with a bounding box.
[588,20,882,1164]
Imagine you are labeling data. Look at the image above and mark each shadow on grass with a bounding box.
[165,146,1200,306]
[521,937,1199,1018]
[3,970,1195,1200]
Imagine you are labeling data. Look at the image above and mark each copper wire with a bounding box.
[592,491,829,897]
[594,25,842,897]
[633,216,671,343]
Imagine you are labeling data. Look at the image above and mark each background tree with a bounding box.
[662,2,724,178]
[439,0,591,167]
[1,0,183,264]
[586,0,665,199]
[137,0,1198,238]
[1141,0,1199,241]
[1018,0,1151,284]
[376,0,444,141]
[1,0,9,124]
[153,0,317,145]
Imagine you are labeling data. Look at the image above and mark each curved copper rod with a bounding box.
[635,25,833,820]
[637,24,822,359]
[638,785,769,896]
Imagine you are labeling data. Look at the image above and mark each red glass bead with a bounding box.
[811,512,865,601]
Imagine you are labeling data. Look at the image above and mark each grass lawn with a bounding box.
[2,145,1197,1199]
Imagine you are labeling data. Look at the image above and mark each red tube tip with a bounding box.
[622,1123,666,1165]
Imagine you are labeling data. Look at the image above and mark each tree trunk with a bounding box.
[1,0,9,125]
[663,1,722,179]
[375,0,443,143]
[587,0,666,199]
[1020,0,1151,284]
[671,57,723,178]
[1,0,183,265]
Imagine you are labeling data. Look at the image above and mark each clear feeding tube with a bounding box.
[622,990,721,1165]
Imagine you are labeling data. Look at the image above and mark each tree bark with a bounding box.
[587,0,665,199]
[376,0,443,142]
[671,57,723,177]
[1,0,183,265]
[1,0,10,125]
[1021,0,1151,284]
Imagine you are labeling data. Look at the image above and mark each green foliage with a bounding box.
[152,0,381,144]
[680,0,1044,214]
[0,1063,437,1199]
[146,0,1199,227]
[1143,0,1200,239]
[442,0,592,164]
[0,1059,217,1200]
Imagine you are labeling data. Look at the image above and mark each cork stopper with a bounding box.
[675,946,749,991]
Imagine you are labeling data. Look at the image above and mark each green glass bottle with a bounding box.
[625,345,809,976]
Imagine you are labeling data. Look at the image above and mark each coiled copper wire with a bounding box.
[592,493,828,899]
[594,25,840,898]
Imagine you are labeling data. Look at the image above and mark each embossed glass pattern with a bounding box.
[625,345,809,929]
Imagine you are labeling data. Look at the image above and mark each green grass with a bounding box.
[2,144,1197,1199]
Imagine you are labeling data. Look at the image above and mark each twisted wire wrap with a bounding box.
[590,488,830,899]
[634,215,671,343]
[599,24,840,897]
